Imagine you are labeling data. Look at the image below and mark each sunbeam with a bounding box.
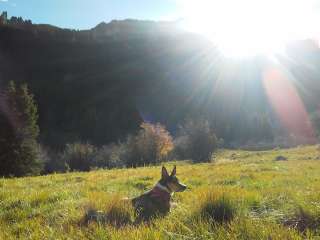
[179,0,319,58]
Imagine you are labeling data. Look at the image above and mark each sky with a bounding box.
[0,0,181,29]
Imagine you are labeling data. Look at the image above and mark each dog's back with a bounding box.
[132,189,171,221]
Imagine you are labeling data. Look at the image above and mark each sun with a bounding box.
[179,0,318,58]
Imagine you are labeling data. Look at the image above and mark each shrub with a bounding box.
[93,143,125,169]
[178,118,218,163]
[172,135,189,160]
[42,148,69,174]
[63,143,96,171]
[198,194,236,224]
[124,122,173,167]
[0,81,42,177]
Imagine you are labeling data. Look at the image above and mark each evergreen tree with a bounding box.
[0,81,42,177]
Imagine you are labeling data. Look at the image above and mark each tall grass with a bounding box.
[83,195,134,228]
[0,145,320,239]
[283,206,320,233]
[197,193,237,224]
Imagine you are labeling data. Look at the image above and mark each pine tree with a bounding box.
[0,81,42,177]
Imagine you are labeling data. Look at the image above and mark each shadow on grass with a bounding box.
[80,196,134,228]
[283,206,320,233]
[82,207,133,228]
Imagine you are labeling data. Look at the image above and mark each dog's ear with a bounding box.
[162,166,169,179]
[171,165,176,176]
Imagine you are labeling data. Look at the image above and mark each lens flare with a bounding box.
[263,66,316,142]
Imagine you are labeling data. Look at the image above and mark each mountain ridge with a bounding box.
[1,15,320,148]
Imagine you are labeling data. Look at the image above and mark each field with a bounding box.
[1,146,320,240]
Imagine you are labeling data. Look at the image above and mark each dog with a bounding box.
[131,165,187,222]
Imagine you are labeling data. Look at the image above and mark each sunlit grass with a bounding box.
[0,145,320,239]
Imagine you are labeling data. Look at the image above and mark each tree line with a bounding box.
[0,81,219,177]
[1,80,320,177]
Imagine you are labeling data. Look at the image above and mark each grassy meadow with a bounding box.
[1,145,320,239]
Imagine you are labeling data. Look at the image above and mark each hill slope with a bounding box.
[1,20,320,147]
[1,146,320,239]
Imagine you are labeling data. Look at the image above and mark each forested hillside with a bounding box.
[1,19,319,148]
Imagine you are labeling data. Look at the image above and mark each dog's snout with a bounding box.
[180,184,187,192]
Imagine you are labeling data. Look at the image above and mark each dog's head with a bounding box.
[159,166,187,193]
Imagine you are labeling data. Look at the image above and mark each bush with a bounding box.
[199,194,236,224]
[63,143,96,171]
[173,135,189,160]
[93,143,125,169]
[42,147,69,174]
[124,122,173,167]
[177,119,218,163]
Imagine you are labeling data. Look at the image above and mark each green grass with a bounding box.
[1,145,320,239]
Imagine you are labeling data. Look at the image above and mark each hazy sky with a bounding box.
[0,0,180,29]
